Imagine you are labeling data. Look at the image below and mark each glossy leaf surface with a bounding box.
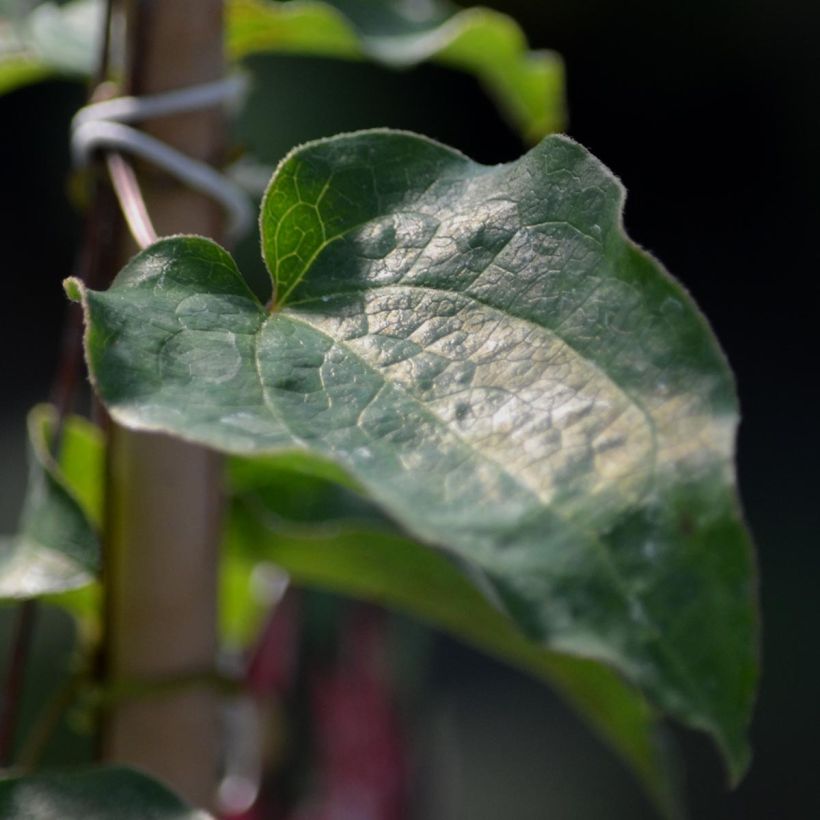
[0,405,102,599]
[228,0,565,140]
[69,129,758,779]
[0,766,211,819]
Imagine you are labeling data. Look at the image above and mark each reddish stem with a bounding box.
[0,601,37,767]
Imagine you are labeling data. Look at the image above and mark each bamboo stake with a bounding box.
[102,0,225,807]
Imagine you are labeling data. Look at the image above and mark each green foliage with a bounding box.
[0,405,101,599]
[67,129,758,781]
[0,416,679,812]
[0,55,50,95]
[0,766,213,819]
[0,0,564,140]
[2,2,760,814]
[228,0,565,140]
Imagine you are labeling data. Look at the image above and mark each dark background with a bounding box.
[1,0,818,817]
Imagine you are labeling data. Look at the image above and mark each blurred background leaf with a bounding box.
[0,766,213,819]
[228,0,565,140]
[0,406,101,600]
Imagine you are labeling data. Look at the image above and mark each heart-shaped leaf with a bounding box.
[0,766,212,819]
[68,129,758,780]
[0,405,102,599]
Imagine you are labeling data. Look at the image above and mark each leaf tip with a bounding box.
[63,276,83,302]
[724,735,753,790]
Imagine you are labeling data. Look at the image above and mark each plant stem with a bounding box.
[17,672,83,772]
[51,0,118,436]
[0,601,37,767]
[105,152,157,249]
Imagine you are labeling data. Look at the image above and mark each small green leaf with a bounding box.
[0,11,47,95]
[227,0,565,140]
[0,54,52,95]
[0,0,103,94]
[24,0,103,76]
[0,766,212,819]
[54,409,105,530]
[0,405,102,599]
[70,129,758,781]
[228,0,361,60]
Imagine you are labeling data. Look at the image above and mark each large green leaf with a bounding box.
[0,766,212,819]
[0,405,102,599]
[227,0,565,140]
[68,129,758,780]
